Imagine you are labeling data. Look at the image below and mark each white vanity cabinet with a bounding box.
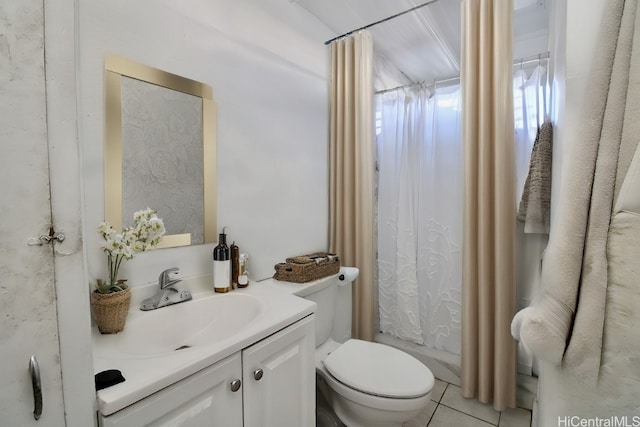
[98,314,315,427]
[242,314,315,427]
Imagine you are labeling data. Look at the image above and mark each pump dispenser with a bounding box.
[212,227,231,293]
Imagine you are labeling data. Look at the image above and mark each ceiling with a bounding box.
[292,0,550,91]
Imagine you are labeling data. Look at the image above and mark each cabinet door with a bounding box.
[242,315,315,427]
[99,353,243,427]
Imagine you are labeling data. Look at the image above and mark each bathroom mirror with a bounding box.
[104,54,216,248]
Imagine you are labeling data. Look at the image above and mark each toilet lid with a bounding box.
[323,339,434,399]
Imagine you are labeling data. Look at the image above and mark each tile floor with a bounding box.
[402,380,532,427]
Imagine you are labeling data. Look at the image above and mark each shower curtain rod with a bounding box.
[324,0,440,45]
[376,51,550,95]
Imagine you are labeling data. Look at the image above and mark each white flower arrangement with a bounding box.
[96,208,166,294]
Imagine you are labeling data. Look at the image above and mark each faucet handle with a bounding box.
[159,267,181,289]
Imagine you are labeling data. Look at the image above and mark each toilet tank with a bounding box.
[298,267,358,347]
[301,275,339,347]
[260,267,358,348]
[332,274,352,344]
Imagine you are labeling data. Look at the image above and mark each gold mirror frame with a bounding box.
[104,54,217,248]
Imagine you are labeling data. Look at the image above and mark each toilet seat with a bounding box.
[323,339,434,399]
[317,363,431,413]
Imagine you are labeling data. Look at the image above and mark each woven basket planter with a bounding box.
[90,287,131,334]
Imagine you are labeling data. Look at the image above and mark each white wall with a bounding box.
[78,0,333,288]
[549,0,607,229]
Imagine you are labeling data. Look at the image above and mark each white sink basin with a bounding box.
[104,293,262,358]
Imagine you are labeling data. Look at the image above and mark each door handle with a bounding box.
[29,356,42,420]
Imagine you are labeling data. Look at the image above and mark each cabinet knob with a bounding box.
[253,368,264,381]
[230,379,241,392]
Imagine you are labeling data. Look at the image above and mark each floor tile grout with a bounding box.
[425,404,435,426]
[405,379,532,427]
[436,402,499,425]
[425,380,532,427]
[426,402,438,426]
[424,381,447,426]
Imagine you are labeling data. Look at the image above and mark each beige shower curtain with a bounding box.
[328,31,376,342]
[461,0,516,411]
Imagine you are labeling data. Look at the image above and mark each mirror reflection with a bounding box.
[104,54,217,248]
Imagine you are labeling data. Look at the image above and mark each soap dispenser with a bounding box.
[213,227,231,293]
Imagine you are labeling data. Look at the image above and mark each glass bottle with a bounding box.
[213,227,230,293]
[237,253,249,288]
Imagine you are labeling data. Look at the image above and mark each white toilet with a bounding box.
[265,267,434,427]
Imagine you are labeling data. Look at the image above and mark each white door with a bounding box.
[242,315,316,427]
[0,1,66,425]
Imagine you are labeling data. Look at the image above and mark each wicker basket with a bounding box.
[273,252,340,283]
[90,287,131,334]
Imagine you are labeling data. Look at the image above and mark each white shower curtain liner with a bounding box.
[376,66,549,357]
[377,83,463,354]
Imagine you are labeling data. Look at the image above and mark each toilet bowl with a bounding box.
[263,267,435,427]
[316,338,433,427]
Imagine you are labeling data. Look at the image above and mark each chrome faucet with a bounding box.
[140,267,192,311]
